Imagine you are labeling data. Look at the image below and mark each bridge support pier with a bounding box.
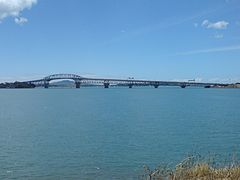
[180,84,186,88]
[152,82,159,88]
[104,82,110,88]
[44,81,49,88]
[129,84,133,88]
[75,81,81,88]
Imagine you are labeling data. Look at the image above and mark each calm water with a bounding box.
[0,87,240,179]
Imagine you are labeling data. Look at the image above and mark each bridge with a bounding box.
[24,73,227,89]
[24,74,227,88]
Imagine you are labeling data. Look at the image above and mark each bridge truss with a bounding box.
[24,74,227,89]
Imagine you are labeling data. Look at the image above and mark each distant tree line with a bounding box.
[0,82,35,88]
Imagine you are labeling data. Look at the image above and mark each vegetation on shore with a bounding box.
[212,83,240,88]
[141,154,240,180]
[0,82,35,88]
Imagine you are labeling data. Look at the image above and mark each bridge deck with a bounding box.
[24,74,228,88]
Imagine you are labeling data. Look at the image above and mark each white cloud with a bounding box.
[201,19,229,29]
[15,16,28,25]
[0,0,37,24]
[202,20,209,26]
[177,45,240,55]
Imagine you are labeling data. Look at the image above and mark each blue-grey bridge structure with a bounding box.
[25,74,227,89]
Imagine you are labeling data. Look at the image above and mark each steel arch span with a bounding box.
[44,74,84,81]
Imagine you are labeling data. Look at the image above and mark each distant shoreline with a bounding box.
[211,83,240,88]
[0,81,240,89]
[0,82,35,88]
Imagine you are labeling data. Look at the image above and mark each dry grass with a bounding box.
[173,163,240,180]
[141,155,240,180]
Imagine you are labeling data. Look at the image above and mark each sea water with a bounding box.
[0,87,240,179]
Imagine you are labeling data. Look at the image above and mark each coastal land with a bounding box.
[0,82,35,88]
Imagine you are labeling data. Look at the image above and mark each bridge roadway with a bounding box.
[24,73,227,89]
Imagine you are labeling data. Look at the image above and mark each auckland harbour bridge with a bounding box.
[24,73,227,89]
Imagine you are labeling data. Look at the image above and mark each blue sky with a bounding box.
[0,0,240,82]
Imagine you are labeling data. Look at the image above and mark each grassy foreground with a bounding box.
[141,155,240,180]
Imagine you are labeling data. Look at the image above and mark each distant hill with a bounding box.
[49,80,103,87]
[50,80,75,88]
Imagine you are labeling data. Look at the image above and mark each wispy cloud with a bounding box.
[102,8,221,46]
[177,45,240,55]
[201,20,229,29]
[214,33,224,39]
